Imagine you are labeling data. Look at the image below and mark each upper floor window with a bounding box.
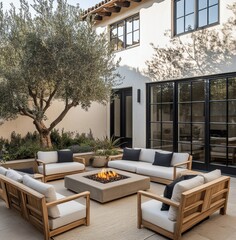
[174,0,219,35]
[110,14,140,51]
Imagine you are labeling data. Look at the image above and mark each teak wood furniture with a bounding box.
[108,148,193,184]
[0,174,90,240]
[137,176,230,240]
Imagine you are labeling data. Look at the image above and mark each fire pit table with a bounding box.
[64,168,150,203]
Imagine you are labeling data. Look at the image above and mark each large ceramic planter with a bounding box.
[92,156,108,168]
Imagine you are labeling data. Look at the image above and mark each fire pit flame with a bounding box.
[84,168,129,184]
[96,168,119,180]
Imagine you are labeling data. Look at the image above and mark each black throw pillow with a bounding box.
[57,150,73,163]
[152,151,173,167]
[161,175,197,211]
[122,148,141,161]
[14,167,34,174]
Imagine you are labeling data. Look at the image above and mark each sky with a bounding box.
[2,0,101,11]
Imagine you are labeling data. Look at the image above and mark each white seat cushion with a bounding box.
[108,160,150,173]
[142,200,176,233]
[49,193,86,230]
[168,175,204,221]
[136,165,186,180]
[38,162,85,175]
[23,175,60,218]
[37,151,58,164]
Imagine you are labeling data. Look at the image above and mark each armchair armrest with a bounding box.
[137,190,179,208]
[108,154,123,161]
[137,190,179,228]
[173,159,192,180]
[36,159,47,165]
[35,159,46,180]
[73,156,86,165]
[46,191,90,207]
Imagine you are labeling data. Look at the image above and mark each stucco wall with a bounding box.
[0,101,107,140]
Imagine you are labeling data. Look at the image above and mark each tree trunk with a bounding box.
[39,132,52,149]
[33,120,52,148]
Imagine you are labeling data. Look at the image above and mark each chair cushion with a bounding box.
[57,150,73,163]
[0,166,7,175]
[139,148,162,163]
[161,175,197,211]
[108,160,151,173]
[168,175,204,221]
[6,169,23,182]
[153,152,173,167]
[23,175,60,218]
[38,162,85,175]
[49,193,86,230]
[37,151,58,164]
[142,199,176,233]
[122,148,141,161]
[136,164,186,180]
[201,169,221,183]
[170,152,190,167]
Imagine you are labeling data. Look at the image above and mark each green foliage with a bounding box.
[94,136,122,156]
[0,129,96,160]
[0,0,120,148]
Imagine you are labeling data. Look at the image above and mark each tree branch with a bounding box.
[18,107,35,119]
[48,102,74,132]
[43,86,58,112]
[28,86,39,108]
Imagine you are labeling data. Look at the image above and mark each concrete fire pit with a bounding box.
[65,168,150,203]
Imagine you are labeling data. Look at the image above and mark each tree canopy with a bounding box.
[0,0,119,147]
[146,3,236,81]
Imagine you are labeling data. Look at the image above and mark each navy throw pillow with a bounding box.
[57,150,73,163]
[122,148,141,161]
[14,167,34,174]
[161,175,197,211]
[152,151,173,167]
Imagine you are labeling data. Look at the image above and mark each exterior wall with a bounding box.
[0,101,107,140]
[95,0,236,148]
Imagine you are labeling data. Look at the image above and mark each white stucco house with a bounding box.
[82,0,236,175]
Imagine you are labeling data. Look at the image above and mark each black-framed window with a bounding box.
[110,14,139,51]
[174,0,219,35]
[147,72,236,176]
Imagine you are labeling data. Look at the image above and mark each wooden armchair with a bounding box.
[137,176,230,240]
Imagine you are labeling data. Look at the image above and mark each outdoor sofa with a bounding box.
[36,150,85,182]
[108,148,192,184]
[137,170,230,240]
[0,167,90,240]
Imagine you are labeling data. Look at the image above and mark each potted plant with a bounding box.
[92,137,122,167]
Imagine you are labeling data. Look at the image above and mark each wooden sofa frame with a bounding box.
[137,176,230,240]
[109,154,193,185]
[0,174,90,240]
[36,156,86,182]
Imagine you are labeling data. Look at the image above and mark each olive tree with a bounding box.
[0,0,119,147]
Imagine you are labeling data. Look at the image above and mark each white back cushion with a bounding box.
[139,148,162,163]
[37,151,58,164]
[171,152,189,167]
[6,169,23,182]
[168,176,204,221]
[202,169,221,183]
[0,166,7,175]
[23,175,60,218]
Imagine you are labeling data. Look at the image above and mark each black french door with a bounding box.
[110,88,132,148]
